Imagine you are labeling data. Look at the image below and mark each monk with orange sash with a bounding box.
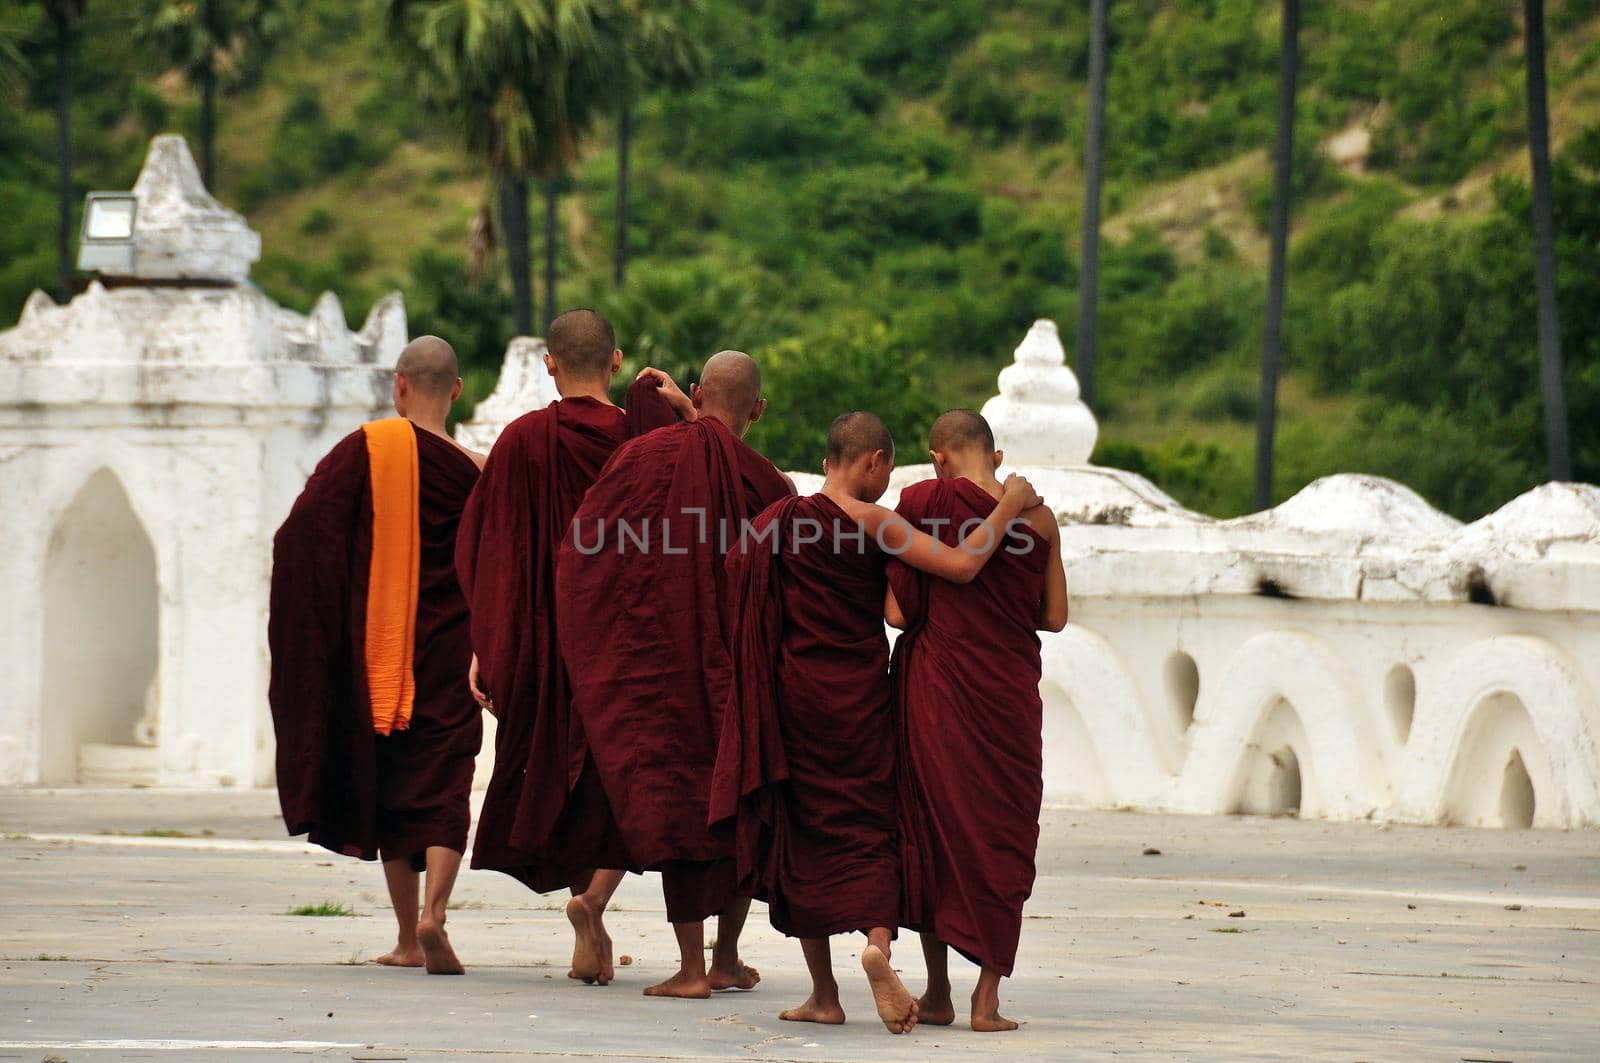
[270,336,485,975]
[455,309,679,987]
[557,351,791,999]
[712,412,1041,1034]
[887,409,1068,1031]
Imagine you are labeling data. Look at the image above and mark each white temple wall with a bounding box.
[1046,594,1600,828]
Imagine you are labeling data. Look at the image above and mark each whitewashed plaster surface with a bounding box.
[0,136,397,788]
[3,135,1596,832]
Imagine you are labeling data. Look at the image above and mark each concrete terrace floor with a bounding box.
[0,790,1595,1062]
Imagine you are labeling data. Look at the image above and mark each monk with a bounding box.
[455,309,679,987]
[886,408,1068,1031]
[711,411,1043,1034]
[556,350,791,999]
[269,335,486,976]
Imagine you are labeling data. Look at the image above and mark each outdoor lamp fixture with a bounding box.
[76,192,138,275]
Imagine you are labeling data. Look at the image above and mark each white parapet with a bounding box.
[876,320,1600,830]
[0,135,397,791]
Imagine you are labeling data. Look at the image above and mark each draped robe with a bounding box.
[556,415,791,921]
[711,492,899,938]
[270,424,481,869]
[889,477,1050,975]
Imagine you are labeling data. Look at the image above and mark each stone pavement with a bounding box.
[0,789,1595,1061]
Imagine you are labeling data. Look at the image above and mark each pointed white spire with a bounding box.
[455,336,562,452]
[980,319,1099,467]
[126,134,260,282]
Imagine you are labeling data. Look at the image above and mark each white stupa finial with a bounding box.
[979,319,1098,467]
[454,336,560,452]
[126,134,261,282]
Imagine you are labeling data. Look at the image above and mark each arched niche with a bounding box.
[1039,679,1114,808]
[1231,697,1318,818]
[41,469,160,784]
[1442,692,1553,829]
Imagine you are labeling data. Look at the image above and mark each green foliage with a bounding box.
[2,0,1597,526]
[748,320,942,475]
[286,901,356,917]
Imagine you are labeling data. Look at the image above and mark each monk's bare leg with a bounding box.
[567,868,626,986]
[779,938,844,1025]
[707,897,760,990]
[970,967,1018,1032]
[862,927,917,1034]
[375,858,423,967]
[916,933,956,1025]
[643,919,712,999]
[416,846,465,975]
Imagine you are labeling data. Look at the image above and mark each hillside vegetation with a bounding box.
[3,0,1599,517]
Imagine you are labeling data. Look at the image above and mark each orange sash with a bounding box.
[361,417,420,735]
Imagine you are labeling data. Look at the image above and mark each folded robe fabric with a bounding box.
[556,415,792,873]
[362,417,420,737]
[711,492,899,938]
[889,476,1051,976]
[456,380,677,893]
[269,423,482,863]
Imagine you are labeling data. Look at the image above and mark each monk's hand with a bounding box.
[636,367,696,421]
[468,654,495,716]
[1002,473,1043,511]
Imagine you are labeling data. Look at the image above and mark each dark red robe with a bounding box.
[556,415,792,922]
[889,477,1050,975]
[711,493,899,938]
[269,426,482,869]
[456,383,677,893]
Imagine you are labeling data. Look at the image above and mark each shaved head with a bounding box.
[826,411,894,466]
[928,408,995,454]
[547,308,616,377]
[395,334,459,397]
[697,350,762,414]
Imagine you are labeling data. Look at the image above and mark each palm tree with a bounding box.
[387,0,611,336]
[1075,0,1109,409]
[604,0,705,289]
[1255,0,1299,511]
[1523,0,1571,481]
[44,0,86,303]
[140,0,288,188]
[0,10,27,93]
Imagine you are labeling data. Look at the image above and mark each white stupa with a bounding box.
[980,319,1098,466]
[454,336,560,452]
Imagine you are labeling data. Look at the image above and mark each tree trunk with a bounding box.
[1075,0,1109,410]
[614,95,631,289]
[200,64,216,189]
[54,8,72,302]
[501,176,533,335]
[1255,0,1299,512]
[544,176,559,330]
[1524,0,1571,481]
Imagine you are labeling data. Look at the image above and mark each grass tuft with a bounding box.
[287,902,357,917]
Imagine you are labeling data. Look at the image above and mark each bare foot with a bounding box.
[566,896,602,985]
[594,910,615,985]
[416,917,464,975]
[708,960,761,991]
[642,969,711,999]
[862,944,918,1034]
[971,1008,1020,1033]
[917,989,956,1026]
[374,944,422,968]
[779,994,846,1025]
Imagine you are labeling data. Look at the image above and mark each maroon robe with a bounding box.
[456,383,676,892]
[556,415,792,921]
[711,493,899,938]
[269,426,482,869]
[889,477,1050,975]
